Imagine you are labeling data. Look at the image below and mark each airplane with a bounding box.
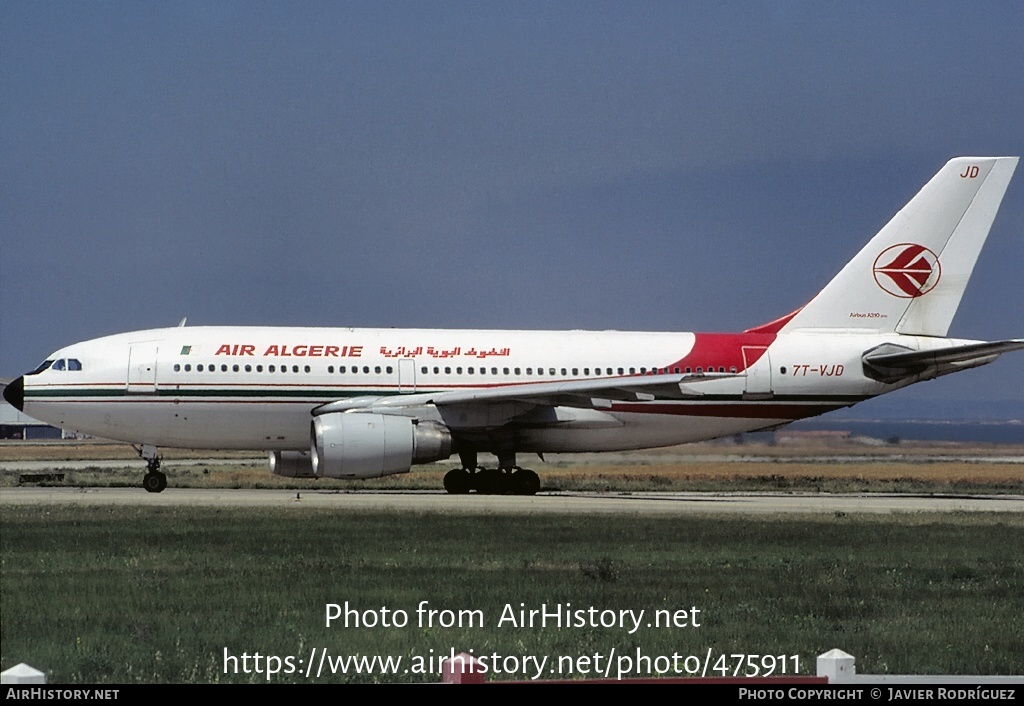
[4,156,1022,495]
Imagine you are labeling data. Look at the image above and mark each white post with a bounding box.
[0,663,46,684]
[817,649,856,682]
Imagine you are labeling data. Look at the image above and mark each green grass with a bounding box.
[1,506,1022,682]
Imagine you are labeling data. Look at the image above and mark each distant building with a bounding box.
[0,382,65,439]
[774,430,852,445]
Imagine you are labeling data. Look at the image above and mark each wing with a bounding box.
[312,372,737,418]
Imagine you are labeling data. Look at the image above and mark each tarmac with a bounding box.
[1,486,1021,515]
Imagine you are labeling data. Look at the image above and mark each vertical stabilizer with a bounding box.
[780,157,1018,336]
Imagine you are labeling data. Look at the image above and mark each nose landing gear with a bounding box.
[135,445,168,493]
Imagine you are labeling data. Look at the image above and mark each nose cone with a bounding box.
[3,376,25,411]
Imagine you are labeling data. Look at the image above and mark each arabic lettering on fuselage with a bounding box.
[380,346,511,359]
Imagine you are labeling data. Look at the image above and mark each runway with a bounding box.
[1,486,1021,515]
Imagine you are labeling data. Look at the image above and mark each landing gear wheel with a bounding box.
[511,468,540,496]
[443,468,472,494]
[476,468,507,495]
[143,471,167,493]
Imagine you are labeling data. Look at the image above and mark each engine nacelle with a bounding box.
[311,413,453,479]
[268,450,316,478]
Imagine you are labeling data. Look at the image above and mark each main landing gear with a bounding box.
[442,450,540,495]
[135,445,167,493]
[442,466,541,495]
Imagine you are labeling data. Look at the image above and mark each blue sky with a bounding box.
[2,2,1022,411]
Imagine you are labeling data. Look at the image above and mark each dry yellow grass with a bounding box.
[0,440,257,461]
[2,439,1021,489]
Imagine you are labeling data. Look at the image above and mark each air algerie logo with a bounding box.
[872,243,941,298]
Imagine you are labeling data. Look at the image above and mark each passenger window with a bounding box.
[197,364,204,372]
[421,367,428,374]
[374,366,381,374]
[232,364,240,372]
[468,367,475,374]
[572,368,579,376]
[328,366,335,373]
[256,365,263,372]
[304,366,311,373]
[514,368,521,375]
[269,365,276,372]
[184,364,192,372]
[174,364,181,372]
[456,367,463,374]
[362,366,369,373]
[245,365,252,372]
[292,366,299,373]
[221,365,228,372]
[503,368,510,375]
[526,368,533,375]
[491,367,498,375]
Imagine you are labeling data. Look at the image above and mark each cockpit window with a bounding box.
[34,358,83,373]
[27,360,54,376]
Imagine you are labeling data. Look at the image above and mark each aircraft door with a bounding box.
[398,358,416,393]
[127,344,159,394]
[741,346,773,400]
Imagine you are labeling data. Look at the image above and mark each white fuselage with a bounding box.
[19,325,939,454]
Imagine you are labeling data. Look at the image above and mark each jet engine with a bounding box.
[268,450,317,478]
[311,413,453,479]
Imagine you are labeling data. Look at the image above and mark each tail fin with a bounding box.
[779,156,1018,336]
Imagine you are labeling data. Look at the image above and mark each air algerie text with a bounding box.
[215,344,363,357]
[498,603,701,634]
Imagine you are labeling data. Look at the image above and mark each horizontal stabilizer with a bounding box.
[862,339,1024,382]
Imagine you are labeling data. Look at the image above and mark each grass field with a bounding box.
[1,505,1022,683]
